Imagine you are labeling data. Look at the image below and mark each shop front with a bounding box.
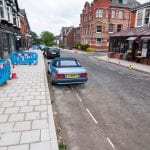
[0,26,20,59]
[108,27,150,65]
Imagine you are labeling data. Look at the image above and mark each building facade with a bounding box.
[19,9,31,50]
[0,0,21,58]
[59,26,81,49]
[109,2,150,64]
[80,0,140,51]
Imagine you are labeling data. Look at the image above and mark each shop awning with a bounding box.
[141,36,150,40]
[126,37,137,40]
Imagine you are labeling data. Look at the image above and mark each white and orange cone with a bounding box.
[11,64,17,79]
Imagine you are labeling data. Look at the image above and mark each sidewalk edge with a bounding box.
[93,56,150,75]
[42,55,59,150]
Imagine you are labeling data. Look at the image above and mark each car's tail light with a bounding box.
[55,74,65,79]
[80,73,88,77]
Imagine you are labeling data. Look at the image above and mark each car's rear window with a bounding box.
[48,47,58,51]
[60,60,81,67]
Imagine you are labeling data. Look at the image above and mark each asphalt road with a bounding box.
[46,50,150,150]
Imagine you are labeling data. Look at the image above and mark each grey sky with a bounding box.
[18,0,149,36]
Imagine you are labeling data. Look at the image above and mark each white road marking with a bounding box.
[107,137,115,149]
[86,109,98,124]
[75,93,82,102]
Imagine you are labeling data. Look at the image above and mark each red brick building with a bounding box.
[80,0,140,52]
[60,27,81,49]
[19,9,32,50]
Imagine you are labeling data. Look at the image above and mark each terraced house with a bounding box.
[80,0,140,52]
[0,0,20,58]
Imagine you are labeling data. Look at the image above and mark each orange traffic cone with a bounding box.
[11,65,17,79]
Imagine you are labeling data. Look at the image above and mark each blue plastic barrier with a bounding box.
[0,59,11,85]
[10,51,38,65]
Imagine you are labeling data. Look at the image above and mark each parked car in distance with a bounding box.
[43,46,60,59]
[48,57,88,85]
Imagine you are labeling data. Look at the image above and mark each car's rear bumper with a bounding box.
[53,78,88,85]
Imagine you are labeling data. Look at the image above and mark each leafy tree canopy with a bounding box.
[31,31,41,44]
[40,31,54,46]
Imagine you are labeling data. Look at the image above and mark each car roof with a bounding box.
[54,57,78,61]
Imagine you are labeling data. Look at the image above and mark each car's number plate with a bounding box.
[66,74,78,78]
[52,52,56,54]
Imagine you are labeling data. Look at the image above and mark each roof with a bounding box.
[133,1,150,10]
[111,0,140,9]
[60,27,72,36]
[110,27,150,37]
[54,57,77,61]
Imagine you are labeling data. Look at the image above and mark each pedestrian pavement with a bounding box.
[0,50,58,150]
[93,55,150,74]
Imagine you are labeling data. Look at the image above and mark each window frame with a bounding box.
[109,24,114,33]
[0,0,8,20]
[118,10,123,19]
[136,9,143,26]
[117,24,122,32]
[96,38,102,46]
[96,8,103,18]
[144,8,150,25]
[96,26,102,33]
[111,10,115,18]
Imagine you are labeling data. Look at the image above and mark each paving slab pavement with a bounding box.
[0,50,58,150]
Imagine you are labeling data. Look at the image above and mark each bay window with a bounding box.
[0,0,8,21]
[144,9,150,25]
[136,9,143,26]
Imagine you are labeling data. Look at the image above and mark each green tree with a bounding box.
[31,31,41,44]
[40,31,54,46]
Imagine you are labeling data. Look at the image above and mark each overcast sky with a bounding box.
[18,0,149,36]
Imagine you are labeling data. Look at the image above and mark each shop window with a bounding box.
[96,38,102,46]
[96,9,103,18]
[96,26,102,33]
[144,9,150,25]
[117,24,122,32]
[136,9,143,26]
[109,24,114,33]
[118,10,123,19]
